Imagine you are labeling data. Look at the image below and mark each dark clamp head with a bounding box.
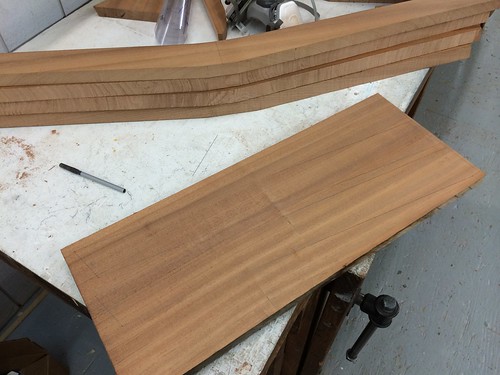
[346,293,399,362]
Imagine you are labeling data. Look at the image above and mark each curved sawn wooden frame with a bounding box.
[0,0,497,127]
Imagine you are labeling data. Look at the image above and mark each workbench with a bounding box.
[0,0,431,373]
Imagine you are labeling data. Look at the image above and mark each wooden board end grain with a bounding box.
[94,0,163,22]
[94,0,227,40]
[2,0,498,87]
[201,0,228,40]
[62,94,483,374]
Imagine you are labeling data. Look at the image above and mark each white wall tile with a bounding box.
[60,0,89,15]
[0,34,8,53]
[0,0,64,51]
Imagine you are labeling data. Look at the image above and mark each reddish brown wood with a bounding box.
[94,0,163,22]
[61,95,483,374]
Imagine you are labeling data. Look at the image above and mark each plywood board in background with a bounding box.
[94,0,228,40]
[94,0,163,22]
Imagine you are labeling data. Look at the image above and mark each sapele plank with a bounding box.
[0,0,497,86]
[0,45,471,128]
[62,95,483,374]
[0,27,478,115]
[0,13,487,103]
[94,0,163,22]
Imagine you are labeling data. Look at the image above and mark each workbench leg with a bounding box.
[268,344,285,375]
[280,290,321,375]
[299,271,365,375]
[261,289,321,375]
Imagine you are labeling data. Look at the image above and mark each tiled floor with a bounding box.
[1,10,498,375]
[6,292,114,374]
[322,10,499,375]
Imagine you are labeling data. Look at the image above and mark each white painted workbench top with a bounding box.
[0,1,428,373]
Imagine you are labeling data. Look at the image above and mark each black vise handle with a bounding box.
[346,293,399,362]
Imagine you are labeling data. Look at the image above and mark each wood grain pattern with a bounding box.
[0,0,497,86]
[62,95,484,374]
[94,0,163,22]
[0,45,472,127]
[0,27,479,115]
[0,12,487,103]
[0,0,496,127]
